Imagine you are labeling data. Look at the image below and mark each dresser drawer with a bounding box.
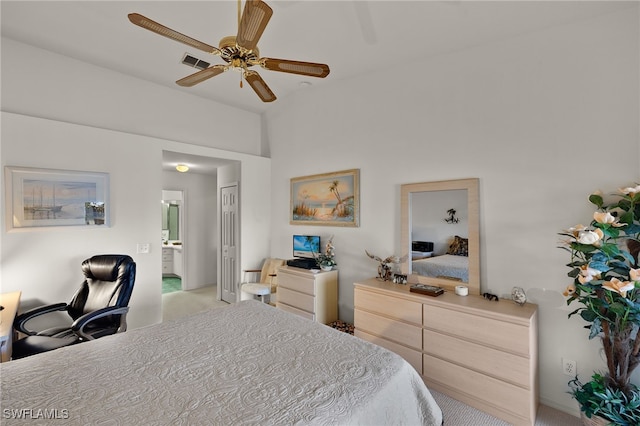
[424,305,530,357]
[355,329,422,374]
[423,354,531,422]
[423,329,530,388]
[278,287,315,313]
[277,302,315,321]
[354,288,422,325]
[162,264,172,273]
[278,272,315,295]
[354,309,421,350]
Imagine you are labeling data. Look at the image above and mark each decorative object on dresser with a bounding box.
[409,284,444,297]
[313,236,337,271]
[511,286,527,306]
[365,250,407,281]
[559,183,640,425]
[276,266,338,324]
[290,169,360,227]
[393,274,408,284]
[354,278,538,425]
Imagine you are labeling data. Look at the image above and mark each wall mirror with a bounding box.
[162,202,180,241]
[400,178,480,295]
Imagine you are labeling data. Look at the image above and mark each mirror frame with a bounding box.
[401,178,480,295]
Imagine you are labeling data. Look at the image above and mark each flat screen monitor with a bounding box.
[293,235,320,259]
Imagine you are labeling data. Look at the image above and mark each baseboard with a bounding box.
[539,396,580,418]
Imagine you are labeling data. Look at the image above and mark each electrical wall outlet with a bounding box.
[562,358,577,376]
[136,243,150,254]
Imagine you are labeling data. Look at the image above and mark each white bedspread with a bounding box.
[412,254,469,282]
[1,300,442,425]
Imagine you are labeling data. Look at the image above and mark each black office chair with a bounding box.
[12,254,136,359]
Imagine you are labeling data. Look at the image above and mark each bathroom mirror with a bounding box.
[400,178,480,295]
[161,202,180,241]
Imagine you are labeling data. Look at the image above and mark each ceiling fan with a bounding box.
[128,0,330,103]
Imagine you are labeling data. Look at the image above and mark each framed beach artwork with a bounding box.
[290,169,360,227]
[5,166,109,229]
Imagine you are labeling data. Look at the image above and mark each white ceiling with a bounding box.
[1,1,634,172]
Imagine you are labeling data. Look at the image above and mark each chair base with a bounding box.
[12,335,80,360]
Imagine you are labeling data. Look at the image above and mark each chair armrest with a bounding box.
[14,303,69,335]
[72,306,130,341]
[242,269,263,284]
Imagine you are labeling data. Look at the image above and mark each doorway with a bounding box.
[162,190,184,293]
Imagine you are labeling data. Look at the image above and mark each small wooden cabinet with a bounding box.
[276,266,338,324]
[162,247,173,275]
[162,247,182,277]
[354,278,538,426]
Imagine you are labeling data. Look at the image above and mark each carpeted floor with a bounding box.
[162,285,228,322]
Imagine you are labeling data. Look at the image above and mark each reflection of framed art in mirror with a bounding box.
[400,178,480,295]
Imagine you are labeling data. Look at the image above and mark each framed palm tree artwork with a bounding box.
[290,169,360,227]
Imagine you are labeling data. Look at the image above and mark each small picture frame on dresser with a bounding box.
[393,274,408,284]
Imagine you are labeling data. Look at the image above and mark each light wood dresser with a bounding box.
[276,266,338,324]
[354,278,538,426]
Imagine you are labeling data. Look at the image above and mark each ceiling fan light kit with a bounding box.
[128,0,330,103]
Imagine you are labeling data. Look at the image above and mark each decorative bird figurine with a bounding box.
[365,250,407,281]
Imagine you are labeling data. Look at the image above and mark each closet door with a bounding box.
[220,184,238,303]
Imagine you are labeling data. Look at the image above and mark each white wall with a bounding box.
[1,38,262,156]
[1,35,271,330]
[1,113,163,328]
[266,7,639,416]
[1,112,271,330]
[162,169,219,290]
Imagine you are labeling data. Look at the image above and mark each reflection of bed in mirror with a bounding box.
[412,254,468,282]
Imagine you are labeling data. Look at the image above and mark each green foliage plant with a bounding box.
[559,183,640,422]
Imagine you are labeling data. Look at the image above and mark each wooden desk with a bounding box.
[0,291,21,362]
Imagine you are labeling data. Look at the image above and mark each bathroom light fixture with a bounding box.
[176,164,189,173]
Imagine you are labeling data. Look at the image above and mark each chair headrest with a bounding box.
[82,254,134,281]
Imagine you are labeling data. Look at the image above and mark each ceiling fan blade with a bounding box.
[128,13,221,55]
[244,71,276,102]
[261,58,330,78]
[236,0,273,52]
[176,65,227,87]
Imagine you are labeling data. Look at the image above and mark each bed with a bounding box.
[1,300,443,425]
[412,254,469,282]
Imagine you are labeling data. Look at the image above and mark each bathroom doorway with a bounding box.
[162,190,184,293]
